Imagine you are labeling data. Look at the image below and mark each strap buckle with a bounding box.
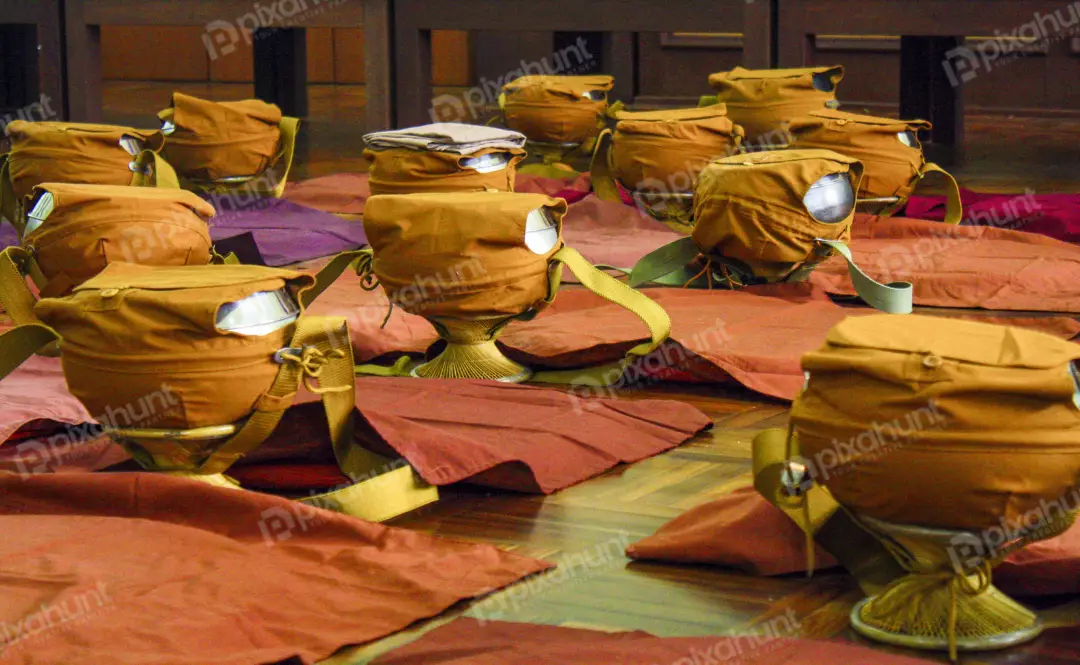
[274,346,306,364]
[781,460,814,497]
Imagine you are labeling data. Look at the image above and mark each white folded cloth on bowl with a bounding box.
[363,122,526,154]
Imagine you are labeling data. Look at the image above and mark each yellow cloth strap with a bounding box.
[919,162,963,225]
[355,355,413,377]
[271,116,300,199]
[0,154,18,232]
[0,247,42,327]
[0,323,60,379]
[131,149,181,189]
[195,315,356,474]
[174,447,439,523]
[589,128,621,202]
[301,249,374,308]
[528,245,671,387]
[210,250,241,265]
[752,427,907,595]
[814,239,913,314]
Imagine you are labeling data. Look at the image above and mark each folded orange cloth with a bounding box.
[0,472,550,665]
[370,618,937,664]
[627,486,1080,597]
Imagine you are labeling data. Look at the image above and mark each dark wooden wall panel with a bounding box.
[101,26,209,81]
[636,33,742,101]
[635,33,1080,114]
[99,27,470,86]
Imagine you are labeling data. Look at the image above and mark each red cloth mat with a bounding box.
[283,173,594,216]
[233,377,713,494]
[0,354,126,473]
[0,358,711,494]
[370,618,937,664]
[627,486,1080,598]
[311,278,1079,401]
[903,189,1080,243]
[811,214,1080,312]
[0,472,549,665]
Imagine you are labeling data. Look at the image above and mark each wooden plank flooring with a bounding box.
[100,82,1080,664]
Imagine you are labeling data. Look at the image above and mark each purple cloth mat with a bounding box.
[208,198,367,266]
[2,199,367,266]
[0,222,17,250]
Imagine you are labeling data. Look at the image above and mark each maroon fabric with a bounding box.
[903,189,1080,243]
[628,487,1080,598]
[236,378,713,494]
[0,472,550,665]
[371,618,937,664]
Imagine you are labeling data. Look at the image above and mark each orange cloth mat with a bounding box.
[370,618,937,664]
[230,378,711,494]
[284,172,370,215]
[812,214,1080,312]
[0,472,550,665]
[0,358,711,494]
[627,486,1080,597]
[309,276,1080,400]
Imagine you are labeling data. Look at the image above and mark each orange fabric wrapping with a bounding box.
[502,75,613,144]
[365,146,525,195]
[5,120,166,198]
[34,263,314,430]
[22,183,214,296]
[708,66,843,146]
[0,471,550,665]
[810,214,1080,312]
[609,106,742,192]
[627,486,1080,597]
[159,92,283,181]
[370,618,937,664]
[363,191,566,318]
[793,315,1080,531]
[789,109,931,201]
[692,150,860,280]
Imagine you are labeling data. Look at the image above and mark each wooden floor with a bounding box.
[103,82,1080,664]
